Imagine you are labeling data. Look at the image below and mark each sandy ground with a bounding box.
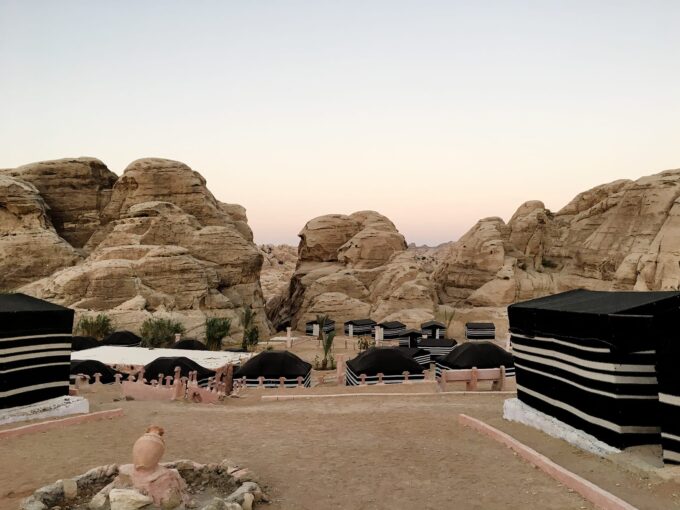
[4,337,679,509]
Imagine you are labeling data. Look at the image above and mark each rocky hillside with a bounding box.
[259,244,297,303]
[267,168,680,339]
[434,169,680,309]
[1,157,270,338]
[267,211,438,331]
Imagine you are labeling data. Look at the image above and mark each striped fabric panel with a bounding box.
[512,334,661,448]
[1,333,73,408]
[420,346,455,358]
[659,393,680,464]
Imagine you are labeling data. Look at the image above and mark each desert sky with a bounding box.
[1,1,679,245]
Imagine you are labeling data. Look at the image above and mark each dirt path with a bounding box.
[2,392,592,510]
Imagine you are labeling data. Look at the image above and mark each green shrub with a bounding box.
[205,317,231,351]
[76,314,115,340]
[241,306,260,351]
[140,318,186,348]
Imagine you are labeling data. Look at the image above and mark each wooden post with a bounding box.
[297,376,303,387]
[403,371,410,383]
[468,367,479,391]
[360,374,367,385]
[258,376,265,388]
[378,372,384,384]
[279,376,286,388]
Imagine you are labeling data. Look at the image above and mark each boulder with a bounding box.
[0,175,81,289]
[4,157,117,248]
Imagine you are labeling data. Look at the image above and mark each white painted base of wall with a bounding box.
[0,396,89,426]
[503,397,620,456]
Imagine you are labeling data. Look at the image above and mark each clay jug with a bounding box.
[132,426,166,470]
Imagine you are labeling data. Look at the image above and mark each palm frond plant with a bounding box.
[76,313,115,340]
[205,317,231,351]
[320,330,335,370]
[241,306,260,351]
[140,317,185,348]
[316,314,329,344]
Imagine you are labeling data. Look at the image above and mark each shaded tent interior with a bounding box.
[102,330,142,347]
[344,319,376,336]
[143,356,215,387]
[0,293,74,409]
[71,335,100,351]
[234,351,312,388]
[171,339,208,351]
[70,359,121,384]
[465,322,496,340]
[346,347,424,385]
[509,288,680,460]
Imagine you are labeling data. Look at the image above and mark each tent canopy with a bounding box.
[438,341,513,370]
[344,319,376,326]
[419,338,457,348]
[509,289,680,352]
[143,356,215,382]
[102,330,142,346]
[346,347,424,376]
[70,359,120,384]
[379,321,405,329]
[71,336,100,351]
[171,339,207,351]
[396,347,430,359]
[234,351,311,379]
[465,322,495,329]
[421,320,445,329]
[0,293,73,336]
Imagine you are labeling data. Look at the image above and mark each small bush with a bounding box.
[205,317,231,351]
[140,318,186,348]
[76,314,115,340]
[241,306,259,351]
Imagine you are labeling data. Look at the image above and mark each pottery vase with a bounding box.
[132,432,166,470]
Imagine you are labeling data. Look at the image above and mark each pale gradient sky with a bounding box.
[1,1,679,245]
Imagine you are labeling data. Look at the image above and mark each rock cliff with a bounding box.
[1,157,270,338]
[267,211,438,330]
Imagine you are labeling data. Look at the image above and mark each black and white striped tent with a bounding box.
[419,337,458,359]
[144,356,216,387]
[1,293,74,409]
[658,334,680,464]
[398,329,425,347]
[396,347,431,367]
[509,289,680,452]
[305,319,336,336]
[346,347,425,386]
[344,319,376,336]
[102,330,142,347]
[234,351,312,388]
[436,341,513,378]
[421,320,446,339]
[465,322,496,340]
[378,321,407,339]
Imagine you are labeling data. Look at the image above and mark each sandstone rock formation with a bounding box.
[2,157,270,338]
[267,211,438,330]
[5,158,118,248]
[434,169,680,311]
[259,244,297,304]
[0,174,81,289]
